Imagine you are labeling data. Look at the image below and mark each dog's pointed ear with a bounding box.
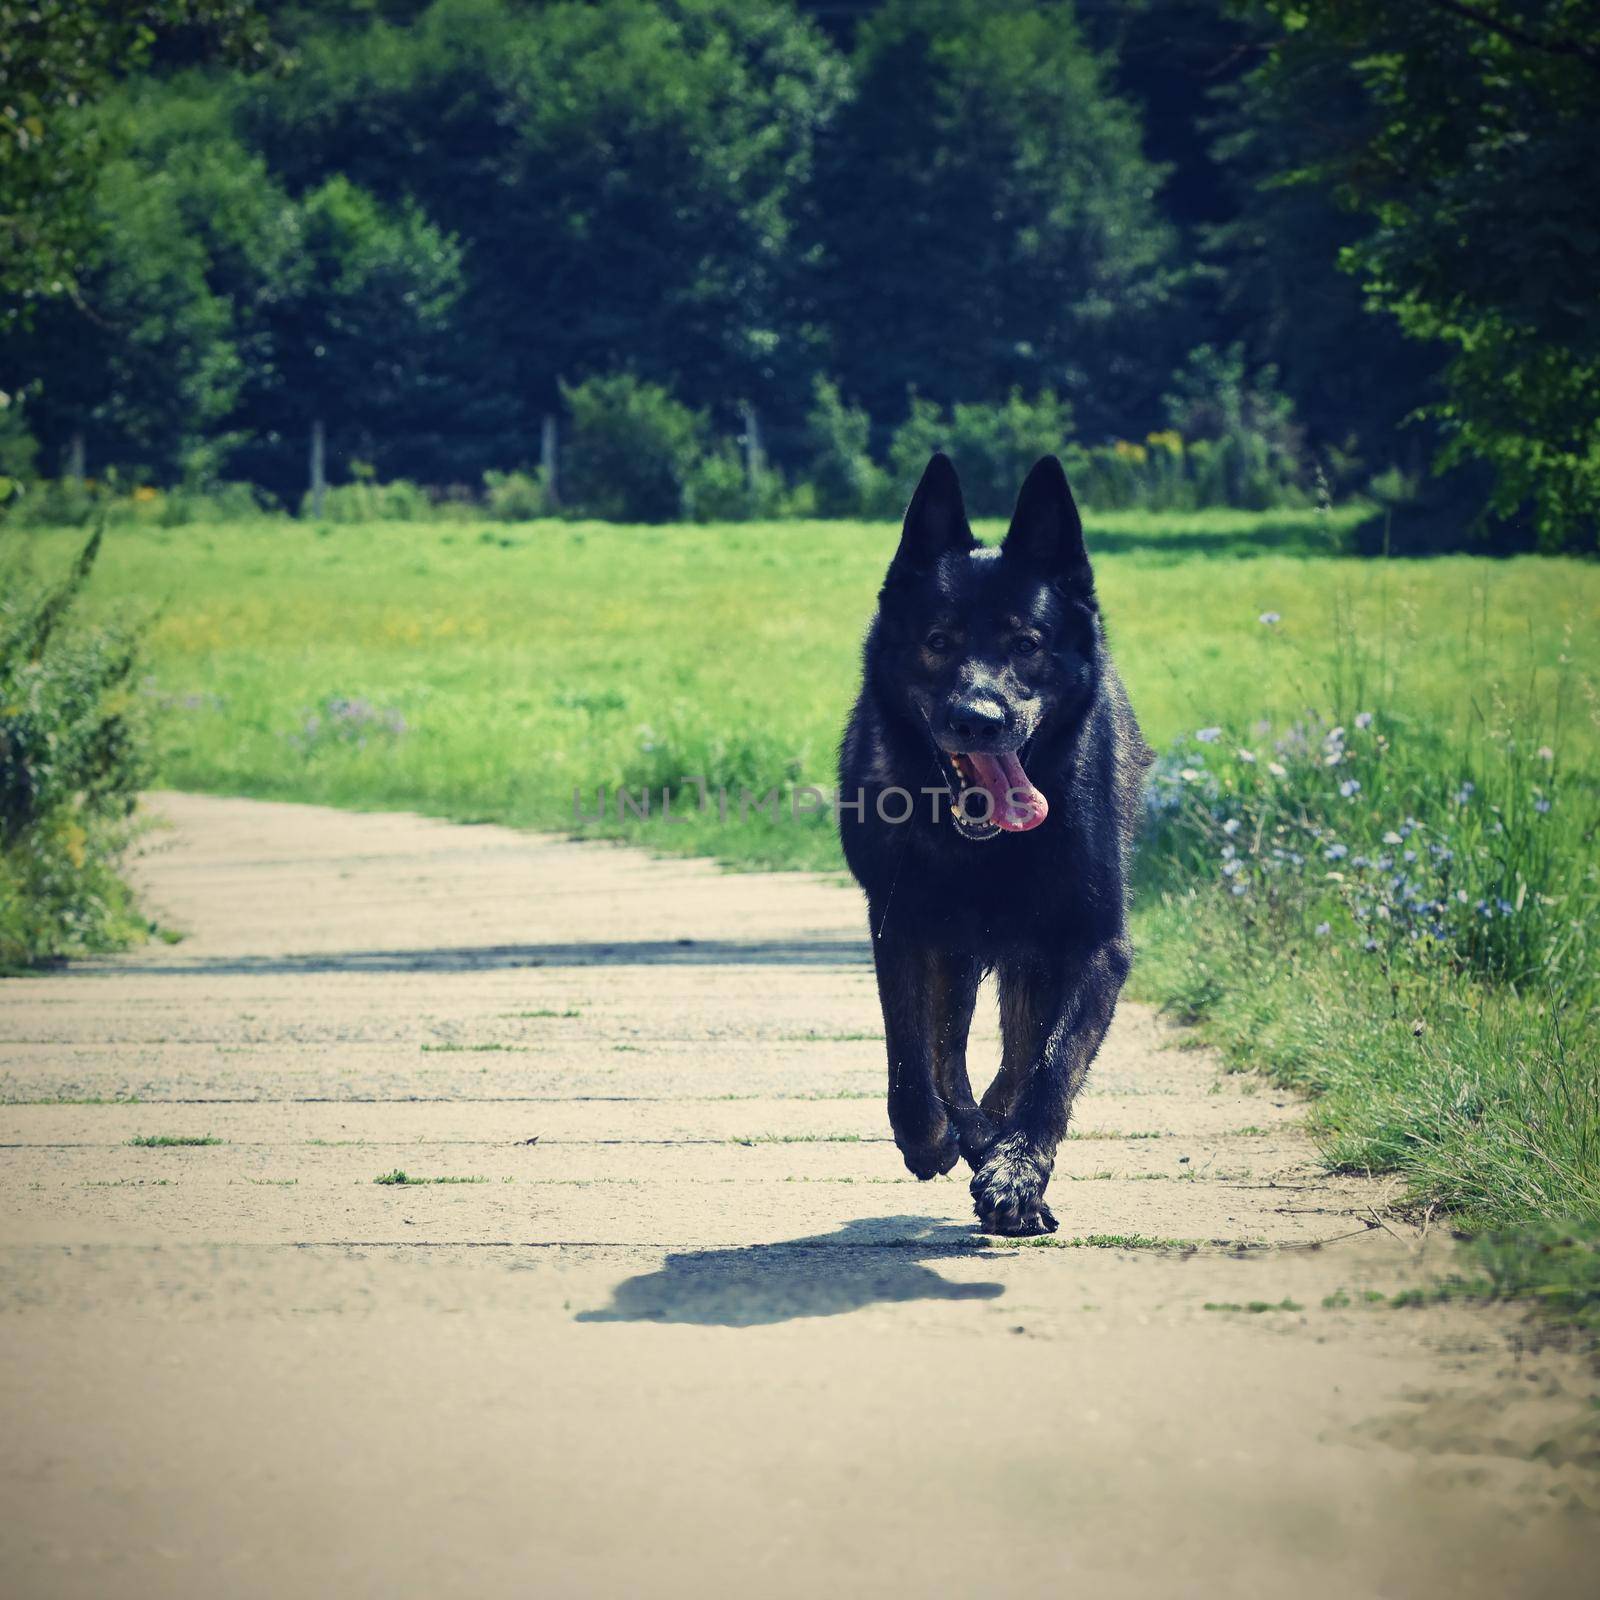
[1002,456,1091,595]
[891,453,976,575]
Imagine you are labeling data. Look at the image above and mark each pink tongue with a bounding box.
[963,751,1048,833]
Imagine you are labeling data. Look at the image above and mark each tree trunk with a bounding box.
[66,431,86,484]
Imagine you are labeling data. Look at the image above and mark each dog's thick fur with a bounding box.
[839,453,1151,1234]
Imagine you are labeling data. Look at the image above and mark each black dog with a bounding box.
[838,453,1151,1235]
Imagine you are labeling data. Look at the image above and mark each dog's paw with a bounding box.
[897,1121,961,1181]
[970,1135,1057,1235]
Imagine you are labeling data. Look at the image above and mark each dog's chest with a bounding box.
[893,826,1096,943]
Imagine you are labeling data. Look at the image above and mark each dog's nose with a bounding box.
[946,698,1007,745]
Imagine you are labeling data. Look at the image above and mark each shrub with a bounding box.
[805,378,894,518]
[6,479,279,529]
[483,469,550,521]
[888,389,1073,518]
[682,442,793,522]
[682,442,753,522]
[297,478,434,522]
[0,523,153,967]
[4,477,101,528]
[0,387,39,504]
[560,373,705,522]
[153,481,275,526]
[1062,440,1171,512]
[1161,345,1307,511]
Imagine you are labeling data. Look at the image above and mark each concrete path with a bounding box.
[1,793,1595,1598]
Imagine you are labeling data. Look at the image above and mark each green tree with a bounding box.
[230,174,463,500]
[810,0,1181,439]
[6,98,281,480]
[1201,31,1442,493]
[1083,2,1442,492]
[559,373,705,523]
[803,377,891,517]
[241,0,846,477]
[6,78,462,494]
[0,0,270,324]
[1255,0,1600,549]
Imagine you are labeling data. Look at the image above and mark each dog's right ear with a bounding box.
[889,453,976,577]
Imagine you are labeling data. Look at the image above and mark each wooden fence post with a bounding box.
[541,413,559,509]
[310,418,326,519]
[740,401,764,489]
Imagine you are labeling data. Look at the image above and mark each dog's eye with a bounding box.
[925,631,952,652]
[1013,635,1042,656]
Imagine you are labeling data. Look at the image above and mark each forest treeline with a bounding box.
[1,0,1595,547]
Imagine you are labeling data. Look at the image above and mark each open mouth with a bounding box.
[936,747,1049,840]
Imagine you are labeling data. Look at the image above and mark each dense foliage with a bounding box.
[0,0,1595,547]
[1250,0,1600,550]
[0,0,270,317]
[809,0,1180,440]
[0,523,152,966]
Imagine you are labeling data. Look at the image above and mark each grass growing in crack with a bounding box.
[775,1030,883,1042]
[1007,1233,1198,1251]
[730,1133,865,1146]
[1321,1289,1390,1308]
[5,1095,144,1106]
[372,1169,487,1185]
[706,1090,878,1102]
[128,1133,222,1147]
[1066,1129,1171,1141]
[420,1043,530,1053]
[1204,1298,1304,1313]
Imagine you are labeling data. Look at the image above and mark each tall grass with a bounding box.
[1135,600,1599,1319]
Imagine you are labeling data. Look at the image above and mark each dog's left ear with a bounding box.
[1003,456,1092,597]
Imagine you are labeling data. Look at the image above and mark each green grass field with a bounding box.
[8,507,1599,1320]
[12,506,1591,868]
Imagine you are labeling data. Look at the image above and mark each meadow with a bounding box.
[7,506,1598,1317]
[8,505,1586,862]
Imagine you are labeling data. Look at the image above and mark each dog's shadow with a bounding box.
[575,1215,1004,1328]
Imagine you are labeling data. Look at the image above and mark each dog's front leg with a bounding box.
[972,940,1132,1234]
[870,930,973,1180]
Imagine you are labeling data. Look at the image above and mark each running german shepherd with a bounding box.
[839,453,1151,1235]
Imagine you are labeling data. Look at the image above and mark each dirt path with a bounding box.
[1,793,1595,1598]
